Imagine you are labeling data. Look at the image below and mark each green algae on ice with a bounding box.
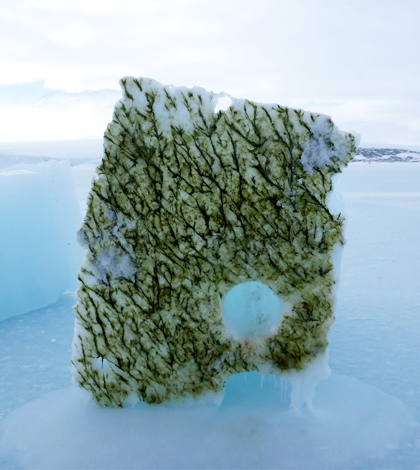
[72,77,356,406]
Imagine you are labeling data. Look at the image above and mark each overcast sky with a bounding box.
[0,0,419,145]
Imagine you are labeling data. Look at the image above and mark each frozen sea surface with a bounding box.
[0,161,420,468]
[332,164,420,414]
[0,292,75,422]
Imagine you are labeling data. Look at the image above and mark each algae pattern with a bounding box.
[72,77,356,406]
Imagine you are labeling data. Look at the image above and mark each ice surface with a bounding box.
[0,160,84,320]
[1,150,420,468]
[330,163,420,414]
[0,375,412,470]
[0,293,76,422]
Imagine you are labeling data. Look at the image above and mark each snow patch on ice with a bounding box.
[92,248,137,282]
[301,115,349,173]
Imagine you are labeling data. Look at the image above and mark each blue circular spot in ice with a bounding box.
[222,281,283,339]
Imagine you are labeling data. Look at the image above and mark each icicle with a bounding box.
[286,353,330,411]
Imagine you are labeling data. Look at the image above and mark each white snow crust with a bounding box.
[301,114,350,173]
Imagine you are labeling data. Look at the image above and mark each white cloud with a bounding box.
[0,89,120,141]
[0,0,419,144]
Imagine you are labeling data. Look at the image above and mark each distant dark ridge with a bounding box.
[2,145,420,167]
[354,148,420,163]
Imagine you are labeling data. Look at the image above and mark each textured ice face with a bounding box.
[72,77,356,406]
